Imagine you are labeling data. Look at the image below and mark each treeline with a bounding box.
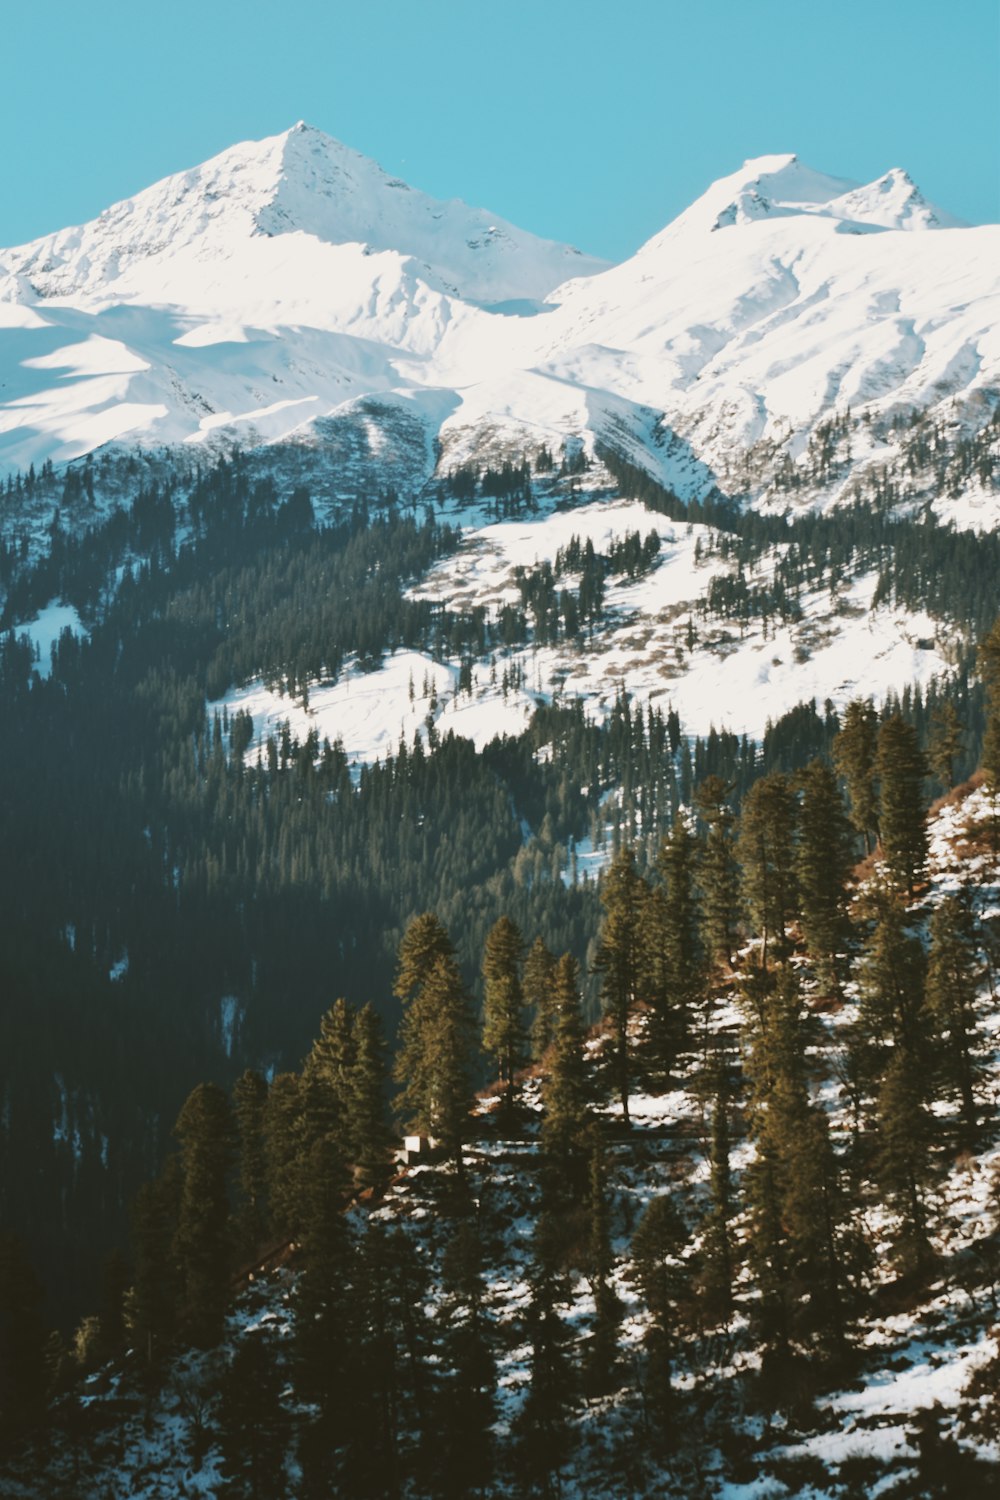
[602,441,1000,640]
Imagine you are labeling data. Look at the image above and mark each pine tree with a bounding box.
[629,1194,691,1444]
[979,617,1000,791]
[394,947,477,1176]
[301,996,355,1153]
[130,1157,181,1368]
[216,1330,290,1500]
[525,936,558,1061]
[876,713,928,896]
[696,775,739,969]
[741,966,858,1367]
[540,953,590,1189]
[834,698,879,854]
[736,772,798,969]
[295,1133,355,1404]
[393,911,456,1004]
[928,700,964,790]
[351,1224,436,1495]
[856,887,929,1064]
[700,1057,736,1324]
[481,915,526,1119]
[584,1134,621,1394]
[172,1082,234,1348]
[926,895,982,1142]
[876,1044,934,1272]
[645,816,703,1072]
[437,1218,495,1494]
[345,1003,392,1190]
[232,1069,269,1258]
[516,1213,575,1494]
[263,1071,306,1239]
[795,757,854,996]
[594,845,646,1123]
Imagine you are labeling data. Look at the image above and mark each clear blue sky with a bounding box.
[3,0,998,261]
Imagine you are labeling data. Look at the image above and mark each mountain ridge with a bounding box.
[0,126,997,530]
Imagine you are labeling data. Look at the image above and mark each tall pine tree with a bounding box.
[795,757,854,997]
[481,915,526,1120]
[834,697,879,854]
[594,845,646,1124]
[876,713,928,897]
[172,1082,233,1349]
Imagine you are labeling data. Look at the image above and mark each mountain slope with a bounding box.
[0,134,997,528]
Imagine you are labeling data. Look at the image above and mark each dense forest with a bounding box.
[0,430,999,1494]
[4,635,1000,1494]
[0,444,991,1328]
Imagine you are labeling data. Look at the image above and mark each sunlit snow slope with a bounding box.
[0,130,997,519]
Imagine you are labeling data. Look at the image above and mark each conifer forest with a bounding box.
[3,439,1000,1499]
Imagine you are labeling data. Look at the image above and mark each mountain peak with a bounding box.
[647,153,963,244]
[827,167,964,231]
[1,125,607,308]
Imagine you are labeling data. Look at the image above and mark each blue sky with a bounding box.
[3,0,998,260]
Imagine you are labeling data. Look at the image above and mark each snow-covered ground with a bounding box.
[210,490,959,764]
[12,599,86,676]
[1,129,997,534]
[212,648,537,765]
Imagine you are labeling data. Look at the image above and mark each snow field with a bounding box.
[1,130,997,538]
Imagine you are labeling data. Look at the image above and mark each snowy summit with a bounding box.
[0,127,997,520]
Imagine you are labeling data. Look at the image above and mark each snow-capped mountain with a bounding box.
[2,121,607,307]
[0,129,997,524]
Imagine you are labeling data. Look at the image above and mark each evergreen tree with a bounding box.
[856,888,929,1067]
[742,967,858,1368]
[301,997,355,1153]
[736,772,798,969]
[437,1218,495,1494]
[594,845,646,1124]
[629,1194,691,1445]
[795,757,854,996]
[216,1330,290,1500]
[393,911,456,1004]
[351,1224,436,1496]
[481,915,527,1119]
[263,1071,306,1240]
[345,1003,392,1190]
[172,1082,234,1348]
[295,1134,355,1405]
[516,1213,575,1495]
[584,1134,621,1395]
[834,697,879,854]
[979,617,1000,791]
[540,953,590,1189]
[876,714,928,896]
[525,936,558,1061]
[696,775,740,969]
[700,1056,736,1324]
[130,1158,181,1368]
[876,1044,934,1273]
[645,816,703,1072]
[232,1069,269,1258]
[394,945,477,1176]
[926,895,982,1142]
[928,700,964,790]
